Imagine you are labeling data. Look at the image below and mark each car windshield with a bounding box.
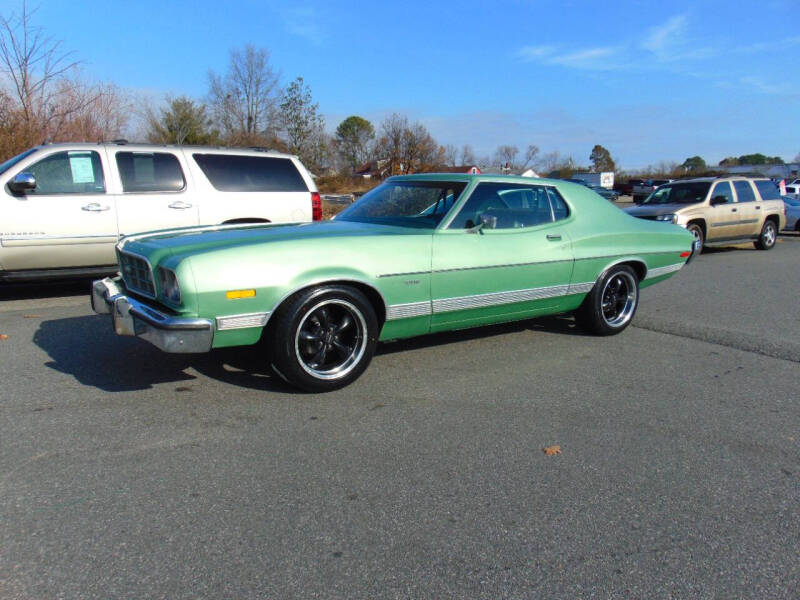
[337,180,467,228]
[0,147,37,176]
[642,182,711,205]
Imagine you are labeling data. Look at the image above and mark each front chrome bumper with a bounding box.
[91,277,213,353]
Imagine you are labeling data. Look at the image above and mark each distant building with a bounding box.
[433,165,481,175]
[718,163,799,178]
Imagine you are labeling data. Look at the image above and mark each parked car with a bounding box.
[92,175,696,392]
[632,179,672,203]
[624,177,786,252]
[615,178,644,196]
[783,196,800,231]
[784,184,800,199]
[565,179,619,201]
[587,184,620,202]
[0,142,319,281]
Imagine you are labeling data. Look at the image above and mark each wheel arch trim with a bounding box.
[262,277,389,331]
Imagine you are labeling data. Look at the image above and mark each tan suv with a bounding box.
[624,177,786,251]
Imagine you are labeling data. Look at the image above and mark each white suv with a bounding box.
[0,142,319,281]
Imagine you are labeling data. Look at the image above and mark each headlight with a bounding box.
[655,213,677,223]
[158,267,181,304]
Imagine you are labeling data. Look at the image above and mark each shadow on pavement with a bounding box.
[33,314,294,394]
[35,313,588,393]
[376,314,587,356]
[0,278,97,302]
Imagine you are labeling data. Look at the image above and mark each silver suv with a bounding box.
[624,177,786,251]
[0,142,319,281]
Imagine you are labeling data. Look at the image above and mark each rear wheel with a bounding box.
[270,285,378,392]
[754,220,777,250]
[687,222,704,253]
[575,265,639,336]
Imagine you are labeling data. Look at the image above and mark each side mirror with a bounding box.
[8,172,36,194]
[710,195,728,206]
[479,214,498,230]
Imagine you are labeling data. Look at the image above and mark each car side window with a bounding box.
[546,187,570,221]
[448,183,556,230]
[23,151,105,195]
[710,181,733,204]
[754,180,780,200]
[116,152,185,193]
[192,154,308,192]
[733,181,756,203]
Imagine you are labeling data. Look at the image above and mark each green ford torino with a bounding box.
[92,174,697,391]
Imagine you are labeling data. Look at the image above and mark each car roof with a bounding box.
[33,142,299,159]
[669,176,771,184]
[386,173,565,186]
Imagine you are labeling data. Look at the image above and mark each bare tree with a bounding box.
[375,113,408,175]
[0,2,130,156]
[443,144,458,166]
[494,144,519,169]
[401,122,443,173]
[537,150,562,173]
[208,45,281,146]
[373,114,444,175]
[521,144,539,169]
[460,144,476,165]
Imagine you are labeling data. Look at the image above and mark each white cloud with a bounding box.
[516,45,621,70]
[515,45,556,61]
[642,15,687,55]
[548,47,618,69]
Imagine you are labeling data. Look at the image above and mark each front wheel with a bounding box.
[754,220,777,250]
[687,223,704,253]
[575,265,639,336]
[270,285,379,392]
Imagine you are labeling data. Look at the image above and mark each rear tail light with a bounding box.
[311,192,322,221]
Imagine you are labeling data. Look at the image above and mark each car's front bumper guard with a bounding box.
[91,277,213,353]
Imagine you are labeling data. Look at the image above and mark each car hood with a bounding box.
[624,203,695,217]
[119,219,431,261]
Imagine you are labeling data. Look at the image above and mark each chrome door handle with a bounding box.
[546,234,562,241]
[82,203,110,212]
[168,201,193,209]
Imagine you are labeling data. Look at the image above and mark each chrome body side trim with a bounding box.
[385,301,432,320]
[216,312,270,330]
[567,281,594,294]
[432,284,570,314]
[645,263,683,279]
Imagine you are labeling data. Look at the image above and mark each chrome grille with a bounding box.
[119,251,155,297]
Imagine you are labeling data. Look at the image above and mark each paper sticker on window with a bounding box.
[69,155,95,183]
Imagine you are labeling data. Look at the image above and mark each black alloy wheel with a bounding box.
[575,264,639,336]
[270,285,378,392]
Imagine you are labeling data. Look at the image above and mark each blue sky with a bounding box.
[3,0,798,169]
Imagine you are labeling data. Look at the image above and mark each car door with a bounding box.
[730,180,760,238]
[706,181,739,242]
[431,182,574,331]
[0,148,118,271]
[111,149,199,237]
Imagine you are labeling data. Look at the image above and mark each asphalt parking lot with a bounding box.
[1,235,799,599]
